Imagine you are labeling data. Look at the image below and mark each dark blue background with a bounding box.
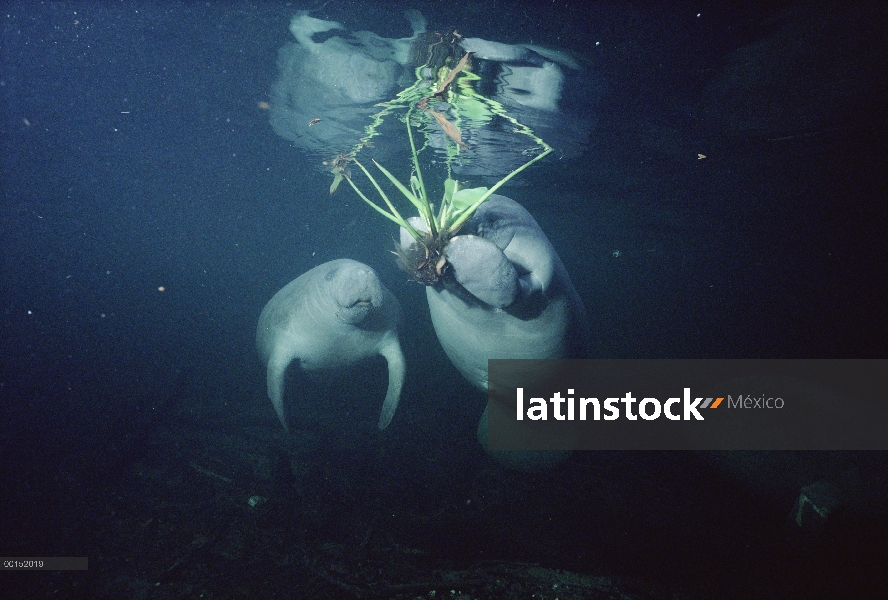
[2,1,886,598]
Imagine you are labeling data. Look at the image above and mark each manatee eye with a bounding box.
[324,268,338,281]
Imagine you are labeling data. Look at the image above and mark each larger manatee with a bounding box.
[402,195,590,469]
[256,259,405,431]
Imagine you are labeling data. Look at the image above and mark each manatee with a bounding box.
[402,195,589,469]
[256,259,405,431]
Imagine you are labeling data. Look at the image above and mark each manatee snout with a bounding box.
[334,266,384,310]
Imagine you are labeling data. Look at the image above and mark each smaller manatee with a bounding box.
[256,259,405,431]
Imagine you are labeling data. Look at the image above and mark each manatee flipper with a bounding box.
[265,347,297,432]
[377,334,406,430]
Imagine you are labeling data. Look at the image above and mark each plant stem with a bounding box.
[447,146,552,232]
[348,160,422,241]
[406,108,437,236]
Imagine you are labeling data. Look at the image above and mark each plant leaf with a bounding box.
[345,164,423,241]
[344,177,404,227]
[437,52,471,93]
[442,178,458,205]
[429,111,468,150]
[372,159,427,215]
[450,186,488,211]
[329,172,344,195]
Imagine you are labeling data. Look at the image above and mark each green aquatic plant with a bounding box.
[341,107,551,284]
[329,49,552,284]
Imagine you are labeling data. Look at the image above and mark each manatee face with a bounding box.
[327,262,385,325]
